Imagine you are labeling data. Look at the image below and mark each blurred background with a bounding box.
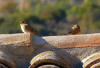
[0,0,100,36]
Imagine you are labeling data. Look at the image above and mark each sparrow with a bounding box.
[19,21,37,34]
[65,24,81,35]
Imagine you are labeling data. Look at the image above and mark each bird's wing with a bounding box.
[25,25,37,34]
[66,30,73,35]
[65,28,80,35]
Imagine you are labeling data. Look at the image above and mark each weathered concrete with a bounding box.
[0,33,100,68]
[0,51,16,68]
[38,65,60,68]
[82,52,100,68]
[29,51,71,68]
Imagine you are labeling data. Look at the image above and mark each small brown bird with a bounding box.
[19,21,37,34]
[66,24,81,35]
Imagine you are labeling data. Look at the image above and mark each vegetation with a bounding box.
[0,0,100,36]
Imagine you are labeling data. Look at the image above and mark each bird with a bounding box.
[65,24,81,35]
[19,21,37,34]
